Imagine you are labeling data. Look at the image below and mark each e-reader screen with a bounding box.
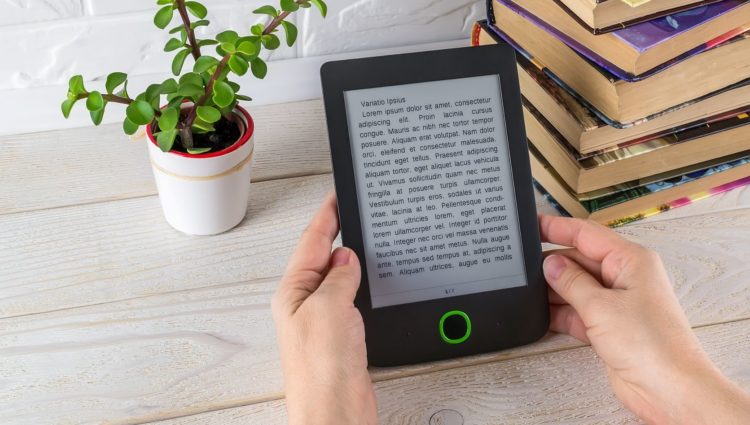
[344,75,527,308]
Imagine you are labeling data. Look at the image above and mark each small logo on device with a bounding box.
[429,409,464,425]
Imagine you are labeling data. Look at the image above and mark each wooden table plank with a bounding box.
[1,204,749,424]
[149,319,750,425]
[3,172,750,321]
[0,100,329,215]
[3,98,749,222]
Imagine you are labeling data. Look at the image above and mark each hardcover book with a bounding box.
[485,3,750,123]
[496,0,750,79]
[524,102,750,192]
[556,0,725,34]
[530,147,750,226]
[472,20,750,153]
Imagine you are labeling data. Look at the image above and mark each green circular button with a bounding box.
[439,310,471,344]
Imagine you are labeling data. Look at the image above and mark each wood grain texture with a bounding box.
[150,319,750,425]
[0,99,329,215]
[1,199,749,424]
[0,274,581,425]
[2,172,749,321]
[2,98,749,221]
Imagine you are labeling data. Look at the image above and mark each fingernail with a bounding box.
[543,255,565,281]
[331,248,351,267]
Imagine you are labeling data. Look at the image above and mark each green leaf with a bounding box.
[251,58,267,79]
[187,147,212,154]
[185,1,208,18]
[179,72,204,87]
[191,19,210,29]
[261,34,280,50]
[227,81,241,92]
[171,48,190,75]
[191,117,215,133]
[193,56,219,73]
[236,40,259,56]
[116,80,129,99]
[126,100,156,125]
[280,21,297,46]
[220,42,236,53]
[154,5,174,29]
[61,98,75,118]
[215,30,238,43]
[86,91,104,111]
[212,80,234,108]
[280,0,299,12]
[253,5,278,16]
[157,0,173,5]
[156,129,178,152]
[145,83,162,101]
[90,105,105,126]
[167,95,185,108]
[196,105,221,123]
[228,54,249,76]
[309,0,327,17]
[250,23,264,36]
[235,94,252,101]
[197,39,218,47]
[164,38,184,52]
[160,78,179,94]
[169,25,184,34]
[158,106,180,130]
[68,75,85,96]
[178,84,204,98]
[123,117,139,135]
[105,72,127,94]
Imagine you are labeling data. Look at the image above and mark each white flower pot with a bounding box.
[146,105,254,235]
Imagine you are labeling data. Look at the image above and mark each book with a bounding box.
[530,147,750,226]
[524,101,750,192]
[496,0,750,78]
[556,0,725,34]
[473,20,750,154]
[488,1,750,123]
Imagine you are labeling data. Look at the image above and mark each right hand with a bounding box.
[539,215,750,424]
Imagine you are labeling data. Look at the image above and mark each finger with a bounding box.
[549,304,590,344]
[547,286,567,305]
[274,192,339,318]
[281,191,339,293]
[544,248,604,285]
[543,254,606,323]
[539,214,634,262]
[314,247,362,304]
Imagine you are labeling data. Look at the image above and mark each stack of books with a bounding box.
[472,0,750,226]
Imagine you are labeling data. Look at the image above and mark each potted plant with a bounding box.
[61,0,327,235]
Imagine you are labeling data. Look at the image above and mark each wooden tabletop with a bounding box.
[1,99,749,424]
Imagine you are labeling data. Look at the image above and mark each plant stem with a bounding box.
[101,94,133,105]
[175,0,201,60]
[185,54,230,128]
[263,0,307,35]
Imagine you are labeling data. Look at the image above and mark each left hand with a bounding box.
[272,192,378,425]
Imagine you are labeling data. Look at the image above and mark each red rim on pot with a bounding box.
[146,104,254,159]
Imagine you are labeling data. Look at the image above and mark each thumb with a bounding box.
[544,254,606,321]
[317,247,362,303]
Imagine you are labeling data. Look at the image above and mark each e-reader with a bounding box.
[320,45,549,367]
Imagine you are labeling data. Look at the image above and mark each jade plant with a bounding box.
[61,0,327,154]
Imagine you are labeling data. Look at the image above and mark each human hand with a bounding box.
[540,215,750,424]
[272,192,377,425]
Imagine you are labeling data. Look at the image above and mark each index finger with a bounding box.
[539,214,634,262]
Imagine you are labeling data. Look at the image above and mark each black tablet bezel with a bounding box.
[321,45,548,367]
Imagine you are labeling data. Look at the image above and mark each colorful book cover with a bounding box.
[523,99,750,168]
[554,0,726,35]
[532,146,750,226]
[491,0,750,80]
[478,19,750,128]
